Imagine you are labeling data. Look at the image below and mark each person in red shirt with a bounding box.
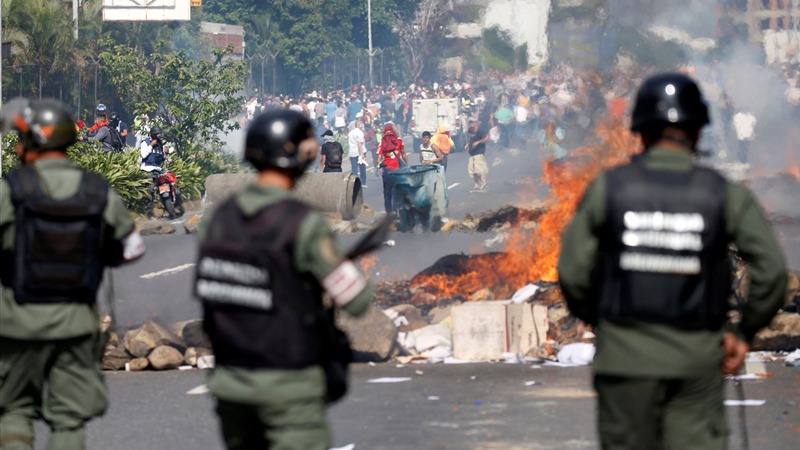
[376,124,409,214]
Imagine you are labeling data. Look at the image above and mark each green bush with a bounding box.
[67,143,152,212]
[2,133,21,176]
[3,133,244,212]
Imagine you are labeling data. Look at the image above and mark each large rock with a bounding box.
[386,304,428,332]
[184,347,213,367]
[337,307,398,361]
[180,320,211,348]
[129,357,150,371]
[183,214,203,234]
[139,221,177,236]
[752,313,800,351]
[102,347,132,371]
[124,319,186,358]
[148,345,185,370]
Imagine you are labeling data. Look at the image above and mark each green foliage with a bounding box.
[481,27,526,73]
[66,143,152,211]
[2,130,243,213]
[100,44,248,152]
[2,133,21,177]
[183,143,250,178]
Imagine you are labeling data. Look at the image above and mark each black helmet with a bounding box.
[95,103,107,117]
[149,125,162,139]
[1,98,77,151]
[109,112,120,127]
[244,110,317,173]
[630,73,710,132]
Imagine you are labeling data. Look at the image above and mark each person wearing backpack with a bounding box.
[105,113,126,152]
[0,98,145,449]
[194,110,373,450]
[89,107,123,152]
[319,130,344,173]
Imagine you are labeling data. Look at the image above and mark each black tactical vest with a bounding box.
[596,160,731,330]
[1,166,108,304]
[195,197,325,369]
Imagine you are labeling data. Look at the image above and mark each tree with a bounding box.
[100,45,248,152]
[2,0,79,98]
[395,0,448,82]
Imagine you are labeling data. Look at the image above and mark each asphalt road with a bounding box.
[21,145,799,449]
[31,361,800,450]
[109,146,799,327]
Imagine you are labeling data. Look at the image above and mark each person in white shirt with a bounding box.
[732,111,756,164]
[347,121,368,187]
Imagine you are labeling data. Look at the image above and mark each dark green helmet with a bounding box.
[630,73,710,132]
[1,98,77,151]
[244,110,317,174]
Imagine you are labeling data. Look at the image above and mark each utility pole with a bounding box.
[1,0,4,179]
[73,0,79,40]
[367,0,374,88]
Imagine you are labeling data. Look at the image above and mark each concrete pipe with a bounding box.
[204,172,363,220]
[295,172,363,220]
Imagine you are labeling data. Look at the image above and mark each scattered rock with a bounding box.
[184,347,199,367]
[124,319,185,358]
[337,306,398,361]
[752,313,800,351]
[106,331,120,349]
[129,357,150,371]
[148,345,185,370]
[183,214,203,234]
[181,320,211,349]
[139,221,177,236]
[102,348,132,371]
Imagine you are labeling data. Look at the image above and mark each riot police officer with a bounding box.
[194,110,374,450]
[0,99,145,449]
[558,73,787,449]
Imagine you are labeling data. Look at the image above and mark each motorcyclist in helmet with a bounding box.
[195,109,374,449]
[140,125,170,218]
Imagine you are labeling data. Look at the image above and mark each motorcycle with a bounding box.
[153,167,184,219]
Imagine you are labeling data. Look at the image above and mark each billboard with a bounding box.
[103,0,191,22]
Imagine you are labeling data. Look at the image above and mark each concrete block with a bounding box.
[451,301,510,361]
[507,303,549,356]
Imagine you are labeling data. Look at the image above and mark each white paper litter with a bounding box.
[524,380,543,386]
[178,365,194,371]
[511,284,540,303]
[367,377,413,383]
[422,345,453,364]
[727,374,762,380]
[330,444,355,450]
[443,356,474,364]
[427,396,440,401]
[186,384,209,395]
[724,400,766,406]
[784,349,800,362]
[197,355,215,369]
[556,343,596,366]
[502,352,520,364]
[543,361,584,367]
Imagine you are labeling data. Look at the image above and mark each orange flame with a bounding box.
[412,116,640,299]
